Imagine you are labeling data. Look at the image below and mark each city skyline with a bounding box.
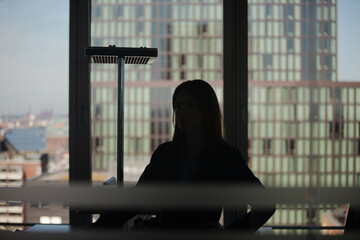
[0,0,359,115]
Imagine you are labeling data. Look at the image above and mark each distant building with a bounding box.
[0,200,23,225]
[24,170,110,224]
[0,154,41,183]
[0,122,71,226]
[25,171,69,225]
[0,153,41,226]
[46,118,69,171]
[0,127,47,227]
[246,0,360,230]
[4,127,46,154]
[321,205,347,235]
[4,127,48,173]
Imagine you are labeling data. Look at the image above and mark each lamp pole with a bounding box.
[117,57,125,186]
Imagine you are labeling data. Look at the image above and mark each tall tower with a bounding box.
[248,0,360,229]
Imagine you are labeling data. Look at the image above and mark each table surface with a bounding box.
[25,224,83,233]
[25,224,274,235]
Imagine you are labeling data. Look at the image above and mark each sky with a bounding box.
[337,0,360,81]
[0,0,69,115]
[0,0,359,115]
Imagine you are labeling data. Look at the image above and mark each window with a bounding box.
[40,216,62,224]
[324,55,329,69]
[138,22,144,34]
[0,0,69,226]
[197,22,208,34]
[266,4,271,18]
[262,139,272,155]
[180,70,186,80]
[312,103,319,120]
[30,202,49,209]
[248,0,360,228]
[335,87,340,102]
[288,21,293,35]
[287,38,293,51]
[324,22,329,36]
[109,5,115,20]
[95,5,101,19]
[137,5,143,18]
[265,54,272,69]
[117,5,122,18]
[5,0,352,230]
[95,104,101,119]
[286,139,296,155]
[329,121,343,139]
[324,38,328,52]
[288,4,293,18]
[90,0,223,182]
[282,4,286,19]
[180,54,186,66]
[94,137,101,153]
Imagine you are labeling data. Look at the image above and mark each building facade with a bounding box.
[0,153,42,228]
[90,0,223,180]
[247,0,360,229]
[89,0,360,230]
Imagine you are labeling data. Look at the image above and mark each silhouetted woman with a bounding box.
[91,79,275,232]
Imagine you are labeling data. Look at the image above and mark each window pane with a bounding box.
[90,1,223,183]
[0,0,69,229]
[248,0,360,230]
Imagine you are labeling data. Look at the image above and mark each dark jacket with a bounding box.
[92,141,274,230]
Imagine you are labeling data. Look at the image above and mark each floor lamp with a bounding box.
[86,46,158,186]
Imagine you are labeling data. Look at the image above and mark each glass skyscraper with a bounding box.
[248,0,360,228]
[90,0,360,230]
[90,0,223,181]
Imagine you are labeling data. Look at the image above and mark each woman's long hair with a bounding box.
[172,79,226,150]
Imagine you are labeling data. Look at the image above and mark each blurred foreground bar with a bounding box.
[1,185,360,209]
[1,230,360,240]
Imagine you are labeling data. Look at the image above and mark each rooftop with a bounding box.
[5,128,46,153]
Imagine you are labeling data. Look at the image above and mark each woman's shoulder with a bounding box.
[211,142,246,164]
[213,141,241,155]
[151,141,176,158]
[155,141,174,151]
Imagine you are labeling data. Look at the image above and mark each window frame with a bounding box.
[69,0,248,225]
[69,0,92,225]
